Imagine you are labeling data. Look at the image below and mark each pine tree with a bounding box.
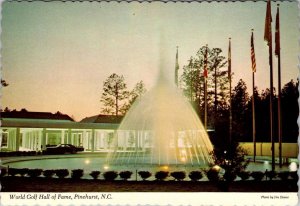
[231,79,250,142]
[180,46,228,127]
[121,80,147,114]
[281,79,298,142]
[100,73,129,116]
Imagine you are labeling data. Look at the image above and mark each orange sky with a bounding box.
[2,1,298,121]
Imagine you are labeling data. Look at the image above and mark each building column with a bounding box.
[37,131,40,151]
[41,128,46,151]
[31,132,35,150]
[22,131,26,148]
[103,132,107,151]
[68,129,72,144]
[15,128,20,151]
[83,130,88,150]
[91,129,95,152]
[46,133,48,146]
[25,133,28,148]
[74,133,77,146]
[61,130,65,144]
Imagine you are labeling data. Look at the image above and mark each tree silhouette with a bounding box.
[3,107,11,112]
[281,79,298,142]
[246,87,262,142]
[180,46,228,127]
[243,79,298,143]
[100,73,129,116]
[121,80,147,113]
[1,79,8,87]
[231,79,250,142]
[130,81,147,104]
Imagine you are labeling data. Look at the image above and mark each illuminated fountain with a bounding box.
[106,65,214,167]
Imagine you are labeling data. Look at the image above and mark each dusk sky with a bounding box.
[1,1,298,121]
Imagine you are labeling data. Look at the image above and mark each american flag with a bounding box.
[251,31,256,73]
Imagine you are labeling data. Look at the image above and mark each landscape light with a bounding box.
[289,162,297,172]
[212,165,221,171]
[160,165,169,171]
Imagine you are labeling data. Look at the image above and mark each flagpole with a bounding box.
[189,57,193,102]
[204,77,207,131]
[278,45,282,168]
[264,0,275,172]
[204,45,208,131]
[270,38,275,173]
[214,51,217,126]
[175,46,179,87]
[228,38,232,146]
[251,29,256,163]
[252,71,256,162]
[275,4,282,168]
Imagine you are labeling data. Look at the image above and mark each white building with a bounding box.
[1,110,122,152]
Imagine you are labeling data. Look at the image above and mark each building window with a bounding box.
[1,132,8,148]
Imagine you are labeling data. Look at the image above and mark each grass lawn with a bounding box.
[1,176,298,192]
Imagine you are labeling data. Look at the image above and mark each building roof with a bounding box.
[1,118,118,130]
[1,110,74,121]
[1,111,121,130]
[80,114,123,124]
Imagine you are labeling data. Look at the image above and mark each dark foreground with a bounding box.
[1,177,298,192]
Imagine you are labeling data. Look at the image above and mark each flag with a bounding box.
[264,0,272,46]
[175,46,179,86]
[228,38,231,78]
[175,46,179,71]
[203,46,208,78]
[251,31,256,73]
[275,6,280,57]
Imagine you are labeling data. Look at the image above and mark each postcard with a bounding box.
[0,0,298,205]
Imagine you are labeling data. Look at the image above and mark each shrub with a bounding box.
[237,171,250,181]
[8,168,18,177]
[119,171,133,181]
[8,168,29,177]
[278,171,290,181]
[223,171,237,182]
[55,169,69,179]
[206,168,220,182]
[251,171,264,181]
[71,169,84,179]
[170,171,186,181]
[103,171,118,181]
[155,171,169,181]
[138,171,152,181]
[29,151,36,156]
[0,151,40,157]
[89,171,101,180]
[43,170,56,178]
[0,168,7,177]
[28,169,43,178]
[265,171,277,180]
[18,168,29,177]
[210,143,249,177]
[290,171,298,180]
[188,171,203,181]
